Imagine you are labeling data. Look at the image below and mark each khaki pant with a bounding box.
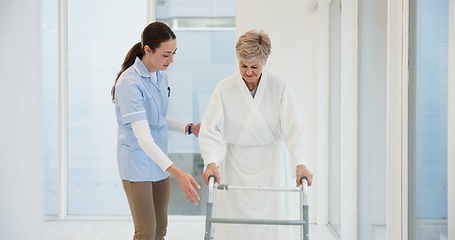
[122,177,171,240]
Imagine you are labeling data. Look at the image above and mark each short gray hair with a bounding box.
[236,30,271,61]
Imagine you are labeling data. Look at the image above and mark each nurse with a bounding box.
[199,30,313,240]
[111,22,201,240]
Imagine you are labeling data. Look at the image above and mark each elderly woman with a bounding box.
[199,30,313,240]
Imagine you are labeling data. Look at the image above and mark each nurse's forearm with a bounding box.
[132,120,173,171]
[166,117,188,135]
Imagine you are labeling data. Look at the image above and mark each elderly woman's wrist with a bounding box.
[206,162,217,168]
[296,164,307,168]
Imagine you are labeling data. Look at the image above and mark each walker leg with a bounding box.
[303,205,309,240]
[299,177,309,240]
[205,176,216,240]
[204,202,213,240]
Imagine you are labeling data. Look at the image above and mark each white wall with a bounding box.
[236,0,320,223]
[0,1,44,239]
[358,0,388,239]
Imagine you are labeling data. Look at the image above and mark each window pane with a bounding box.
[166,30,236,215]
[157,0,236,215]
[42,0,58,215]
[410,0,448,239]
[67,0,146,215]
[166,30,236,153]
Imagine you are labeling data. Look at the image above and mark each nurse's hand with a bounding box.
[296,164,313,187]
[202,163,220,185]
[167,164,201,205]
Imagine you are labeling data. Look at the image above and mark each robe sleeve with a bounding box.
[280,82,307,167]
[199,91,227,167]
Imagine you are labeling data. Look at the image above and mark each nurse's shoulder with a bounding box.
[116,64,144,89]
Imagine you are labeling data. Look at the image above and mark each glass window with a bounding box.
[409,0,448,239]
[66,0,146,215]
[42,0,236,216]
[157,0,236,215]
[42,0,58,215]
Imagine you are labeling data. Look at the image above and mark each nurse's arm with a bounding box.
[166,117,191,135]
[132,120,200,205]
[132,120,173,170]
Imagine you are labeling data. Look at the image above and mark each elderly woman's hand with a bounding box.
[191,122,201,137]
[296,164,313,187]
[202,163,220,185]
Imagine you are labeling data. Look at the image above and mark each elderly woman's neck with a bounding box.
[243,75,262,91]
[244,80,257,91]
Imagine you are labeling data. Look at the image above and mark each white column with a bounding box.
[339,0,358,239]
[448,0,455,238]
[386,0,409,239]
[401,1,410,239]
[58,0,69,219]
[316,0,330,225]
[0,0,44,239]
[147,0,156,23]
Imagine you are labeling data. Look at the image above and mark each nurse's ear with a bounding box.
[262,57,268,66]
[144,45,153,55]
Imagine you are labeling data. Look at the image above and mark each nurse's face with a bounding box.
[144,39,177,72]
[238,57,266,84]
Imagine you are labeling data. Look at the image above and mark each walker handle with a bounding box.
[208,174,217,183]
[299,176,309,186]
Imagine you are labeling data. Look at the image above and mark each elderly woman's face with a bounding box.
[238,57,266,83]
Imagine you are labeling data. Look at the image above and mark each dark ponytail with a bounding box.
[111,42,143,101]
[111,22,176,101]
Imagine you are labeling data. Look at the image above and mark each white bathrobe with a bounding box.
[199,71,306,240]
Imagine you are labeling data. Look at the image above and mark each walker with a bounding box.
[204,175,309,240]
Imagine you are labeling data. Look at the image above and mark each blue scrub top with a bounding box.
[114,57,170,182]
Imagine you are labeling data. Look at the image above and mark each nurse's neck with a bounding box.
[141,58,157,73]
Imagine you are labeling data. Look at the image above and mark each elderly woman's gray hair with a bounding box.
[235,30,271,61]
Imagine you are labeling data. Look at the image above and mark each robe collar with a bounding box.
[235,70,275,144]
[238,70,268,106]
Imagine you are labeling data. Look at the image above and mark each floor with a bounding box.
[44,155,341,240]
[44,216,339,240]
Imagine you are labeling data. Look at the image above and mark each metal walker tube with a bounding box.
[204,175,310,240]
